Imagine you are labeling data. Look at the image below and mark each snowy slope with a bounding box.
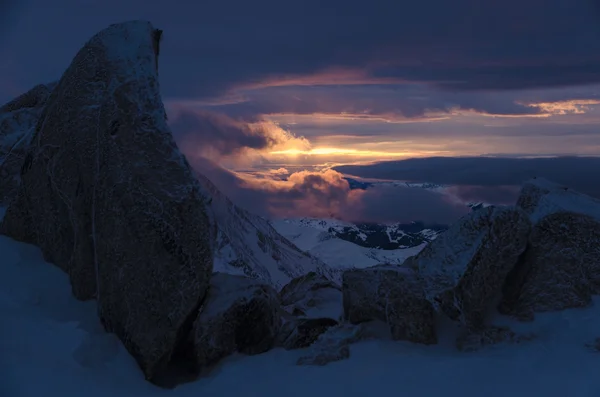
[1,213,600,397]
[195,174,339,288]
[271,218,429,269]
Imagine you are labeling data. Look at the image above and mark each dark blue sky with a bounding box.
[4,0,600,221]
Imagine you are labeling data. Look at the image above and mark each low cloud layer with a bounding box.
[186,156,470,224]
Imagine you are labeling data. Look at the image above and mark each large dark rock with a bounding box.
[0,83,54,205]
[0,21,213,381]
[406,205,530,329]
[342,266,436,344]
[193,273,282,370]
[500,179,600,318]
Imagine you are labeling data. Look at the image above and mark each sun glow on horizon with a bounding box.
[268,147,449,158]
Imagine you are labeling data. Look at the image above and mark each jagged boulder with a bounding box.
[342,266,436,344]
[0,21,213,381]
[405,205,530,329]
[500,179,600,318]
[279,271,342,318]
[193,273,282,369]
[0,83,54,205]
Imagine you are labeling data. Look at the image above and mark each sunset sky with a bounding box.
[3,0,600,222]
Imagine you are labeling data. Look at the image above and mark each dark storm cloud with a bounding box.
[198,84,546,120]
[4,0,600,103]
[168,108,273,156]
[334,157,600,198]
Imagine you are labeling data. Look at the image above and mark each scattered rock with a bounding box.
[406,205,530,328]
[279,271,342,319]
[0,21,214,382]
[585,337,600,352]
[296,323,367,366]
[193,273,282,370]
[278,317,339,350]
[456,325,536,352]
[342,266,436,344]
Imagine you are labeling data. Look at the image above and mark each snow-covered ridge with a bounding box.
[195,173,339,288]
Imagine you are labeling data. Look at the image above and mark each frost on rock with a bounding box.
[500,211,600,319]
[0,21,213,382]
[0,83,54,205]
[342,266,436,344]
[296,323,367,366]
[196,173,340,289]
[406,205,530,329]
[193,273,282,370]
[279,271,342,319]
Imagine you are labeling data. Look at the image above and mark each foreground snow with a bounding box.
[1,223,600,396]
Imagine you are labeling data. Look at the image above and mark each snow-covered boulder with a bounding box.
[296,323,368,366]
[279,271,342,319]
[342,266,437,344]
[406,205,530,329]
[277,317,339,350]
[515,177,600,223]
[193,273,282,369]
[0,21,213,381]
[500,179,600,318]
[0,83,54,205]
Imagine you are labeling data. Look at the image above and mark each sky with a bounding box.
[3,0,600,223]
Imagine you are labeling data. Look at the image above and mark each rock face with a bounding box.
[342,266,436,344]
[193,273,281,369]
[500,178,600,318]
[0,83,54,205]
[0,21,213,381]
[406,206,531,328]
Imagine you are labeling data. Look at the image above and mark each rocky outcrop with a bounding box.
[406,206,530,329]
[500,179,600,318]
[455,325,536,352]
[0,21,213,381]
[0,83,54,205]
[193,273,281,369]
[342,266,436,344]
[279,271,342,319]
